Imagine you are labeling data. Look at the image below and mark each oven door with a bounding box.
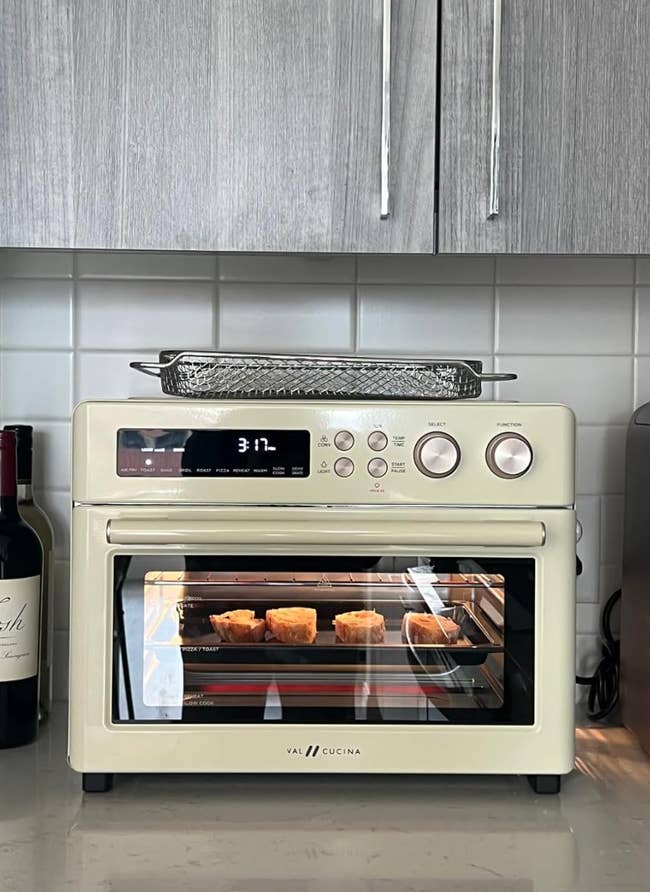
[69,506,576,773]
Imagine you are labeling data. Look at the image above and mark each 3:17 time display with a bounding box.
[237,436,277,454]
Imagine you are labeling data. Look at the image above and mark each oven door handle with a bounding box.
[106,519,546,548]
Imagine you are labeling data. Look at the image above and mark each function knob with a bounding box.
[486,433,533,478]
[368,430,388,451]
[334,457,355,477]
[413,433,460,478]
[334,430,354,451]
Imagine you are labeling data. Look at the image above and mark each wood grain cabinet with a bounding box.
[1,0,437,253]
[438,0,650,254]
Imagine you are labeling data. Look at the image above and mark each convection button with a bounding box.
[367,457,388,478]
[334,457,355,478]
[368,430,388,451]
[334,430,355,451]
[413,432,461,478]
[486,433,533,478]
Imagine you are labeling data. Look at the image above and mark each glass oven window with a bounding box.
[112,556,534,725]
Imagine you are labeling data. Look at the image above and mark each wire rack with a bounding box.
[130,351,516,400]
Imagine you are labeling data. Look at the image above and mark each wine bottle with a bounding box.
[0,430,43,748]
[4,425,55,720]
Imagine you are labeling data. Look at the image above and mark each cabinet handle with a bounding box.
[488,0,502,219]
[380,0,391,218]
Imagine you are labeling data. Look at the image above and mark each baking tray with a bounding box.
[130,350,516,400]
[147,604,502,667]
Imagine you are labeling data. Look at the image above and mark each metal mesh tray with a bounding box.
[131,350,516,400]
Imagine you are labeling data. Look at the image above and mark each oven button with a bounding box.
[413,433,460,478]
[368,430,388,451]
[368,457,388,478]
[334,457,355,477]
[334,430,355,451]
[486,433,533,478]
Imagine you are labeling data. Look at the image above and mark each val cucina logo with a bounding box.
[286,745,361,758]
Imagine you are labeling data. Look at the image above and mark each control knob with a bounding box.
[486,433,533,478]
[413,433,460,478]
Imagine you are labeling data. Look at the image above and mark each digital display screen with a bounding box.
[117,429,310,478]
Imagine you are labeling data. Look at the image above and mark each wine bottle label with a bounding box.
[0,575,40,682]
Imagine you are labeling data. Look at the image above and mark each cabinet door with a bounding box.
[75,0,436,253]
[439,1,650,254]
[0,0,73,247]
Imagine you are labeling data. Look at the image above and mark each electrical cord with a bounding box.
[576,588,621,721]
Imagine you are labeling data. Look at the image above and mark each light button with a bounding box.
[368,430,388,451]
[334,430,354,451]
[368,457,388,478]
[334,457,355,477]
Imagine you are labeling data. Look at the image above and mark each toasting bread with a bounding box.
[266,607,317,644]
[209,609,266,643]
[401,612,460,645]
[334,610,385,644]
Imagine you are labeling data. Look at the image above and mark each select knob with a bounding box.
[486,433,533,478]
[334,430,354,451]
[413,433,460,478]
[368,430,388,451]
[368,457,388,478]
[334,457,355,477]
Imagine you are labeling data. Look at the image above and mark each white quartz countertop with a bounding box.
[1,710,650,892]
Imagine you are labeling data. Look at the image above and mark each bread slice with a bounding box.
[209,609,266,643]
[401,612,460,645]
[266,607,317,644]
[334,609,385,644]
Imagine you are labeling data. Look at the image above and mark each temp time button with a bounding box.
[368,430,388,451]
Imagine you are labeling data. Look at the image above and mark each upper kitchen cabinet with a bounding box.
[438,1,650,254]
[1,1,74,247]
[1,0,437,253]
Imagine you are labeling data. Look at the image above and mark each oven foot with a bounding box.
[82,773,114,793]
[527,774,561,794]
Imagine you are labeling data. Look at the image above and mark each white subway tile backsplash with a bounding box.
[78,281,215,349]
[496,287,634,355]
[495,355,633,424]
[634,288,650,353]
[575,426,626,495]
[0,280,73,349]
[358,286,494,354]
[35,489,70,558]
[0,351,72,418]
[635,258,650,284]
[54,560,70,632]
[357,255,494,284]
[77,252,217,280]
[1,248,647,697]
[219,284,354,352]
[496,255,634,285]
[577,603,601,634]
[76,352,162,401]
[635,356,650,407]
[29,422,71,491]
[219,254,355,283]
[600,563,622,603]
[576,634,601,677]
[576,495,601,603]
[0,250,73,279]
[600,494,625,566]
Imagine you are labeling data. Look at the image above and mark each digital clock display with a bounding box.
[117,429,310,478]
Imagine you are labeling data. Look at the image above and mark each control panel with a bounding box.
[74,400,575,506]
